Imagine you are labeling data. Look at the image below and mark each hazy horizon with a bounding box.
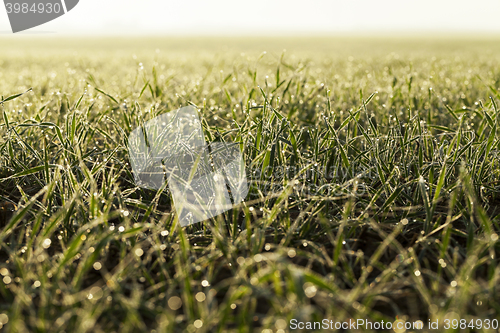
[1,0,500,35]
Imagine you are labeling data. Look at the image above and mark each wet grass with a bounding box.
[1,36,500,332]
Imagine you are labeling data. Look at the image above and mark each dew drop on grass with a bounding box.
[195,292,206,302]
[303,283,317,298]
[42,239,51,249]
[167,296,182,310]
[0,313,8,326]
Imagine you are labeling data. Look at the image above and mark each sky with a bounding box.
[1,0,500,35]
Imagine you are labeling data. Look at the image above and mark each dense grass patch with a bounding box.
[1,37,500,332]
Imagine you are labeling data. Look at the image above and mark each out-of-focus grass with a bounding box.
[1,36,500,332]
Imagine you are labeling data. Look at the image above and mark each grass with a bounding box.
[1,36,500,332]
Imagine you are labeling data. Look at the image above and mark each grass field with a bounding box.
[1,36,500,332]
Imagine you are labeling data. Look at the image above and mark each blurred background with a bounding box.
[1,0,500,35]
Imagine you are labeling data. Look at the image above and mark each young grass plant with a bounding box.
[0,36,500,332]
